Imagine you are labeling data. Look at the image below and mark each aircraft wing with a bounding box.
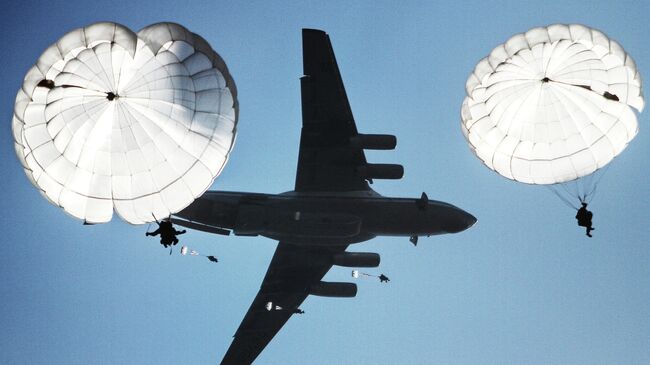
[220,242,349,365]
[295,29,371,192]
[221,29,381,364]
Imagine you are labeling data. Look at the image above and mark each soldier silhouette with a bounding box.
[146,219,186,247]
[575,203,594,237]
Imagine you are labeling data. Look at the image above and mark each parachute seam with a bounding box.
[549,45,595,78]
[114,42,128,94]
[562,82,621,162]
[66,54,112,92]
[56,99,109,162]
[55,71,110,94]
[46,97,106,125]
[551,84,603,179]
[90,43,117,92]
[176,42,220,198]
[547,83,572,182]
[119,100,169,194]
[52,99,103,165]
[491,81,538,177]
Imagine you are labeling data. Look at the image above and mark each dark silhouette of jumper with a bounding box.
[379,274,390,283]
[575,203,594,237]
[146,220,186,247]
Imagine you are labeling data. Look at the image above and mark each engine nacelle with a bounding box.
[350,134,397,150]
[310,282,357,298]
[332,252,380,268]
[356,164,404,180]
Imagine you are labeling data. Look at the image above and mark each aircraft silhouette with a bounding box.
[173,29,476,364]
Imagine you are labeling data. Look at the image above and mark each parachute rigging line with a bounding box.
[546,185,579,210]
[583,164,612,204]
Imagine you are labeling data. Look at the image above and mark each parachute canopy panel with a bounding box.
[12,22,238,224]
[461,24,643,185]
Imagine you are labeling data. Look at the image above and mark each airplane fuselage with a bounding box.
[175,190,476,245]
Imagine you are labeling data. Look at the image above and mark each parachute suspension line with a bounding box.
[559,180,574,200]
[546,185,579,210]
[584,163,612,204]
[146,212,157,234]
[548,163,612,209]
[560,181,581,208]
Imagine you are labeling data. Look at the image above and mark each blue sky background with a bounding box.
[1,1,649,364]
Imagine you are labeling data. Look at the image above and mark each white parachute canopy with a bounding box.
[180,246,200,256]
[12,22,238,224]
[351,270,377,279]
[265,302,282,311]
[461,24,643,185]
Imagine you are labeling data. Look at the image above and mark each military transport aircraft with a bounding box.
[173,29,477,364]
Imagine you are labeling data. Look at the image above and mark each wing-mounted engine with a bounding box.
[349,134,396,150]
[350,134,403,181]
[332,252,380,267]
[356,163,404,180]
[310,281,357,297]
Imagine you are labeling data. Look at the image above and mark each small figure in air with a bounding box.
[146,219,186,248]
[378,274,390,283]
[575,203,594,237]
[292,308,305,314]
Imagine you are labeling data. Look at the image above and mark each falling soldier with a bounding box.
[575,203,594,237]
[146,219,186,248]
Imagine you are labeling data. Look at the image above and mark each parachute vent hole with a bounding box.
[106,92,118,101]
[541,77,551,83]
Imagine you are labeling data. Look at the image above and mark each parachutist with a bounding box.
[575,203,594,237]
[461,24,642,213]
[146,219,186,247]
[379,274,390,283]
[292,308,305,314]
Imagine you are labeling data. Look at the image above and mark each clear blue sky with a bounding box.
[1,1,649,364]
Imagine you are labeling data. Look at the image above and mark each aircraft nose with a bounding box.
[443,206,477,233]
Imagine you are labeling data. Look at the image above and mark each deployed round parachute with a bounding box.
[461,24,643,204]
[12,22,238,224]
[265,302,282,311]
